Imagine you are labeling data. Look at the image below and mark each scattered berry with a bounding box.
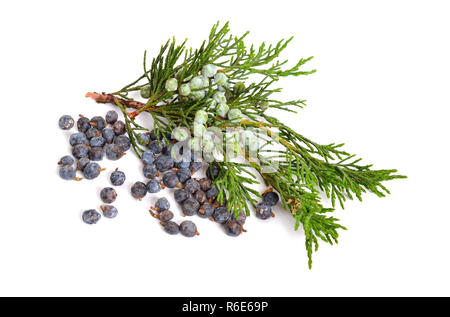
[90,116,106,131]
[105,144,124,160]
[180,220,199,237]
[181,197,200,216]
[198,178,212,191]
[59,165,77,180]
[77,116,90,132]
[190,161,202,173]
[110,169,126,186]
[77,157,90,171]
[206,163,220,180]
[90,135,106,147]
[88,146,104,161]
[102,128,115,144]
[162,171,179,188]
[82,209,101,224]
[224,220,243,237]
[131,181,147,200]
[176,168,191,184]
[83,162,103,180]
[194,190,206,204]
[69,132,89,146]
[105,110,118,124]
[146,179,161,193]
[197,202,214,218]
[155,154,174,172]
[255,202,272,220]
[138,132,151,146]
[236,210,246,225]
[114,135,131,152]
[143,164,157,179]
[162,221,179,235]
[206,186,219,202]
[112,120,126,135]
[262,191,279,206]
[72,144,89,159]
[174,189,190,204]
[141,150,155,165]
[58,155,74,166]
[101,205,118,218]
[58,115,74,130]
[148,139,164,154]
[174,160,190,170]
[184,178,200,194]
[155,197,170,212]
[159,210,174,222]
[100,187,117,204]
[213,206,231,224]
[85,127,100,139]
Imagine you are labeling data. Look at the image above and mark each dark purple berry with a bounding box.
[190,161,202,173]
[101,205,118,218]
[174,189,190,204]
[141,150,155,165]
[59,165,76,180]
[100,187,117,204]
[77,157,90,171]
[155,154,173,171]
[146,179,161,193]
[262,191,279,206]
[105,144,123,160]
[182,198,200,216]
[77,116,90,132]
[176,168,191,184]
[82,209,101,224]
[83,162,102,180]
[88,147,104,161]
[58,155,74,166]
[206,187,219,202]
[224,220,243,237]
[206,163,220,180]
[162,221,179,235]
[236,210,246,225]
[180,220,198,237]
[213,206,231,224]
[255,202,272,220]
[90,116,106,131]
[105,110,118,124]
[143,164,157,179]
[155,197,170,211]
[131,182,147,200]
[102,128,115,144]
[112,120,126,135]
[194,190,206,204]
[197,202,214,218]
[72,144,89,159]
[114,135,131,152]
[85,127,100,139]
[184,178,200,194]
[58,115,74,130]
[159,210,174,222]
[90,135,106,147]
[198,178,212,191]
[162,171,179,188]
[69,132,88,146]
[148,139,164,154]
[110,169,126,186]
[175,160,190,169]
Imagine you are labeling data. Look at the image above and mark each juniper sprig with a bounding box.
[86,22,406,268]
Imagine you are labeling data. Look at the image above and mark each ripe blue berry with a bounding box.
[88,147,104,161]
[148,140,164,154]
[182,197,200,216]
[143,164,157,179]
[112,120,126,135]
[255,202,272,220]
[101,205,118,218]
[90,116,106,131]
[59,165,76,180]
[198,178,212,191]
[105,144,123,160]
[184,178,200,194]
[105,110,118,124]
[194,190,206,204]
[83,162,103,180]
[206,163,220,180]
[58,115,74,130]
[236,210,246,225]
[174,160,190,169]
[155,154,173,172]
[206,187,219,202]
[174,189,190,204]
[176,168,191,184]
[190,161,202,173]
[82,209,101,224]
[162,171,179,188]
[131,181,147,200]
[262,191,279,206]
[146,179,161,193]
[102,128,115,144]
[100,187,117,204]
[155,197,170,211]
[72,144,89,159]
[213,206,231,224]
[197,202,214,218]
[159,210,174,222]
[162,221,179,235]
[90,135,106,147]
[138,132,151,146]
[69,132,89,146]
[77,116,90,132]
[224,220,243,237]
[58,155,74,166]
[85,127,100,139]
[141,150,155,165]
[110,169,126,186]
[180,221,198,237]
[77,157,90,171]
[114,135,131,152]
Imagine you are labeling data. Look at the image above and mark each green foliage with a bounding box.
[92,22,406,268]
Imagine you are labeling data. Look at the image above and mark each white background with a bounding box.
[1,0,449,296]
